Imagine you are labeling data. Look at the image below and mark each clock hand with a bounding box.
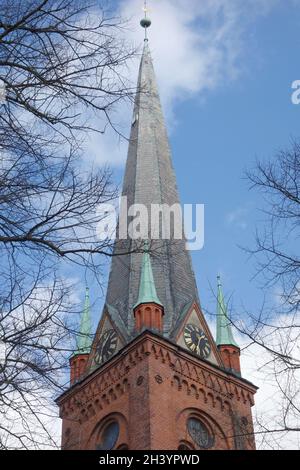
[96,340,104,361]
[97,333,108,360]
[103,333,113,356]
[197,336,202,353]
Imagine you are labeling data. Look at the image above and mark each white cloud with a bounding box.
[86,0,285,167]
[238,313,300,450]
[119,0,283,114]
[209,309,300,450]
[226,207,248,230]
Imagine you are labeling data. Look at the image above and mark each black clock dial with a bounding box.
[94,329,118,365]
[184,324,211,359]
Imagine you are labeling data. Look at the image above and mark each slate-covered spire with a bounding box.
[74,287,92,355]
[134,243,163,309]
[103,15,200,340]
[216,276,238,348]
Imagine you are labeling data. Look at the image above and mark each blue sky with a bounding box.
[175,2,300,318]
[82,0,300,327]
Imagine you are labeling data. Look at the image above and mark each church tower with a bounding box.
[56,9,257,451]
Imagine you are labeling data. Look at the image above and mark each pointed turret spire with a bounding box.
[134,242,163,309]
[75,287,92,355]
[133,242,164,333]
[69,288,93,385]
[216,276,238,347]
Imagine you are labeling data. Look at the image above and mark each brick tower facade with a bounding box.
[56,13,257,451]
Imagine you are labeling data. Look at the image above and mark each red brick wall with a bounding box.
[134,303,164,333]
[219,345,241,376]
[57,332,256,450]
[69,354,89,386]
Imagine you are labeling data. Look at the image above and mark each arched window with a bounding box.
[88,412,128,451]
[187,417,214,449]
[96,421,119,450]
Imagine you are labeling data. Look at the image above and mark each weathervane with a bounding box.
[140,0,151,41]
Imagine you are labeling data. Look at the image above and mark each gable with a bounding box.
[88,309,125,372]
[176,303,222,367]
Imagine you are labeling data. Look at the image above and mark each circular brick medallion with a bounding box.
[137,376,144,386]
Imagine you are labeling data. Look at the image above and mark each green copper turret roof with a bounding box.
[74,287,93,355]
[216,276,239,348]
[134,243,163,309]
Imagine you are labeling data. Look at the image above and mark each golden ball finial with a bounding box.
[140,1,151,37]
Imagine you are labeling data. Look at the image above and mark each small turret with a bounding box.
[70,287,93,385]
[216,276,241,376]
[133,242,164,333]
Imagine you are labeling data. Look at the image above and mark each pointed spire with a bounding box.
[216,276,239,348]
[74,287,93,355]
[104,5,200,336]
[134,242,163,309]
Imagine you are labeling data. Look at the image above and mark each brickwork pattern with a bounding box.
[57,332,256,450]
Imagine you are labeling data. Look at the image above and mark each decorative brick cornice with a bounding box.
[57,331,256,422]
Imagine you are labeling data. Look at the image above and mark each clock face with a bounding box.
[94,329,118,365]
[184,324,211,359]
